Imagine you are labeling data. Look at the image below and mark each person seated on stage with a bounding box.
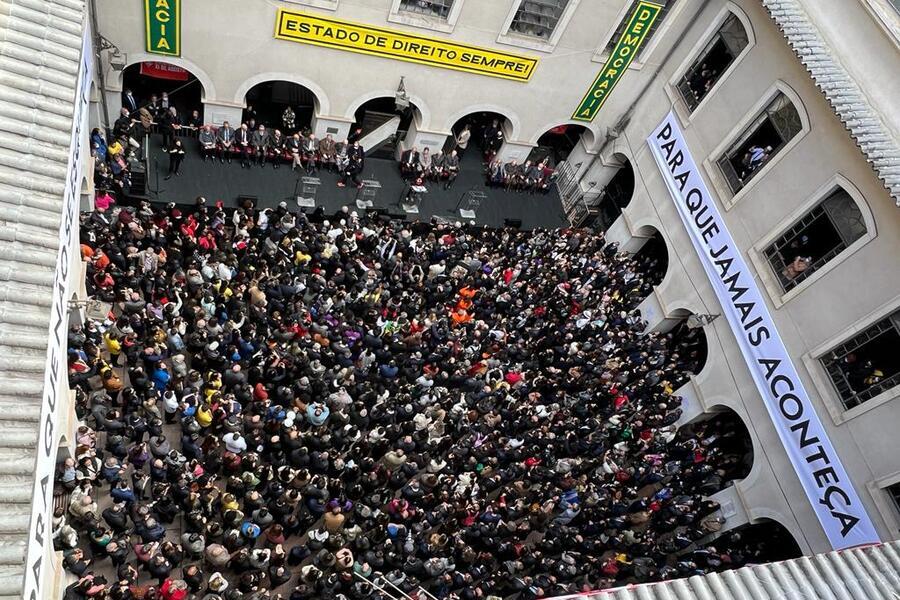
[430,150,444,183]
[287,133,303,172]
[251,124,271,168]
[405,175,427,205]
[523,160,542,193]
[216,121,235,164]
[338,143,364,189]
[486,158,505,188]
[236,123,252,168]
[504,159,523,191]
[198,125,216,162]
[318,134,337,172]
[442,149,460,190]
[268,129,286,170]
[419,147,432,179]
[400,146,420,181]
[302,133,319,174]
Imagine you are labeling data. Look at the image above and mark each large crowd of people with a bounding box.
[53,175,779,600]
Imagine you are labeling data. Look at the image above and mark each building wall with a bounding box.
[595,0,900,552]
[96,0,674,157]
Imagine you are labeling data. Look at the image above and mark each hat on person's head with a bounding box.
[208,572,229,592]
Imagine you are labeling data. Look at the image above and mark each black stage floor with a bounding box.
[144,135,567,229]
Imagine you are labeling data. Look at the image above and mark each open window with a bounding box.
[508,0,570,39]
[763,187,867,292]
[888,481,900,518]
[716,92,802,193]
[821,309,900,410]
[399,0,455,19]
[676,12,749,111]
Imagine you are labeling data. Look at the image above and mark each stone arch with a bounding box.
[233,72,330,116]
[344,89,429,130]
[118,53,216,101]
[443,104,522,141]
[527,121,597,149]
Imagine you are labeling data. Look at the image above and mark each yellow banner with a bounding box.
[274,9,538,82]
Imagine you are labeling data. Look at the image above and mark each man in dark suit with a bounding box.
[216,121,235,164]
[236,123,252,168]
[399,146,420,181]
[121,89,138,115]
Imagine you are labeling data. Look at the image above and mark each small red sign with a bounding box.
[139,61,189,81]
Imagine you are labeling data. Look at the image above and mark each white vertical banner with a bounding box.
[646,112,880,549]
[23,26,94,600]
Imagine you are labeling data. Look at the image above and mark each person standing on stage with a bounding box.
[159,107,181,149]
[455,124,471,159]
[165,139,185,180]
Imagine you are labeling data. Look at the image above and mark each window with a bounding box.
[821,309,900,410]
[509,0,570,39]
[763,187,866,292]
[716,93,802,193]
[399,0,454,19]
[677,13,749,111]
[889,482,900,515]
[603,0,676,60]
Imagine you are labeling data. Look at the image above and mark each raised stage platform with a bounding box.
[142,135,567,229]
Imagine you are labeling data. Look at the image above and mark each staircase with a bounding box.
[357,114,402,158]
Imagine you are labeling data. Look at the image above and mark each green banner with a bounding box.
[144,0,181,56]
[572,1,662,122]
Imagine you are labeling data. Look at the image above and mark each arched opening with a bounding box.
[121,61,205,120]
[448,111,511,164]
[632,230,668,290]
[668,313,709,378]
[698,519,803,569]
[595,156,635,231]
[527,124,591,167]
[350,96,421,159]
[243,80,319,135]
[679,406,754,495]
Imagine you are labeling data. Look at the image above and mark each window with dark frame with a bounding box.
[398,0,455,20]
[821,310,900,410]
[763,187,866,292]
[603,0,677,59]
[676,13,749,111]
[888,482,900,517]
[509,0,570,39]
[716,92,802,194]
